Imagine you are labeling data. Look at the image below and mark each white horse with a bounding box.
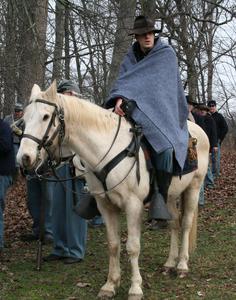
[17,82,209,300]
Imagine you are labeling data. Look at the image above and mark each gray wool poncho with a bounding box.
[106,38,189,170]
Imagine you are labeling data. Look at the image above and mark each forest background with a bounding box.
[0,0,235,144]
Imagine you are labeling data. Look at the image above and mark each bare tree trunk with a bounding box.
[206,3,214,102]
[175,0,198,99]
[70,16,83,92]
[80,0,100,103]
[3,0,18,115]
[140,0,157,20]
[32,0,48,87]
[52,0,65,81]
[64,3,70,79]
[18,0,48,103]
[107,0,136,94]
[196,51,206,103]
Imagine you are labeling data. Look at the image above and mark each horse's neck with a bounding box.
[64,100,131,169]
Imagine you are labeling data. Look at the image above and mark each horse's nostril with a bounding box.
[22,154,31,168]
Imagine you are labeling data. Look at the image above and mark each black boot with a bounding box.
[156,170,172,203]
[147,171,172,222]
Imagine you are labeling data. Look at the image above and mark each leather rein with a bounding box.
[22,99,142,193]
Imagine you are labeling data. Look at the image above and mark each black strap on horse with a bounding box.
[94,114,143,191]
[36,178,47,271]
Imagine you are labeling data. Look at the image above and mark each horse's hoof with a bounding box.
[162,266,174,276]
[97,289,115,299]
[128,294,143,300]
[177,269,188,278]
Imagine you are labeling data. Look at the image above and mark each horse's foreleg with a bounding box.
[163,196,180,273]
[126,199,143,300]
[97,206,121,299]
[177,187,199,276]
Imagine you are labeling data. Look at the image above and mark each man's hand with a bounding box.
[114,98,125,116]
[11,124,23,136]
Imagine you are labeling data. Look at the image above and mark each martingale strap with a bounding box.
[94,124,143,191]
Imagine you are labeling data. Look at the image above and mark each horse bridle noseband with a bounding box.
[22,99,66,170]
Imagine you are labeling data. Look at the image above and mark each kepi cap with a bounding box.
[14,103,23,112]
[57,79,80,95]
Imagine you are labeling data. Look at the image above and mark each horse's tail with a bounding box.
[180,197,198,254]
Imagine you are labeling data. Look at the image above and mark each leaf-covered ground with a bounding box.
[1,150,236,300]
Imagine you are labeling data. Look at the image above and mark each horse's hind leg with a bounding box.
[163,195,180,274]
[97,206,121,299]
[177,185,199,276]
[126,197,143,300]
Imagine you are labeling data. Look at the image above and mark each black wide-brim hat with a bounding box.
[128,15,160,36]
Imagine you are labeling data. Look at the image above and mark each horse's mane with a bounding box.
[44,92,122,133]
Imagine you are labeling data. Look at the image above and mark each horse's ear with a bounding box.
[30,84,41,100]
[45,80,57,101]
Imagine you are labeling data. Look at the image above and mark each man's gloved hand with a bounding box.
[120,100,137,117]
[11,124,23,136]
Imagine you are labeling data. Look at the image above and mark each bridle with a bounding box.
[22,98,124,180]
[22,98,143,194]
[22,98,66,171]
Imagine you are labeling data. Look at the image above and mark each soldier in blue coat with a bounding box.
[43,80,87,264]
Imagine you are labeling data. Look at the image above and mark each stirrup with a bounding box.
[73,188,101,220]
[148,191,172,221]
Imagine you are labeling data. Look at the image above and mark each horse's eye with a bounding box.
[43,114,50,121]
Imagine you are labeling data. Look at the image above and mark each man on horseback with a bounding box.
[105,15,189,225]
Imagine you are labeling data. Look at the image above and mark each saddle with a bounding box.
[142,136,198,177]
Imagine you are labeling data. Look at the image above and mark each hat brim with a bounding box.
[187,101,198,106]
[128,27,160,36]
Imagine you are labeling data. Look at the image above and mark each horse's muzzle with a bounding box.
[21,153,33,170]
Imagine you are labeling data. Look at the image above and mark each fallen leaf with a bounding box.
[76,282,91,288]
